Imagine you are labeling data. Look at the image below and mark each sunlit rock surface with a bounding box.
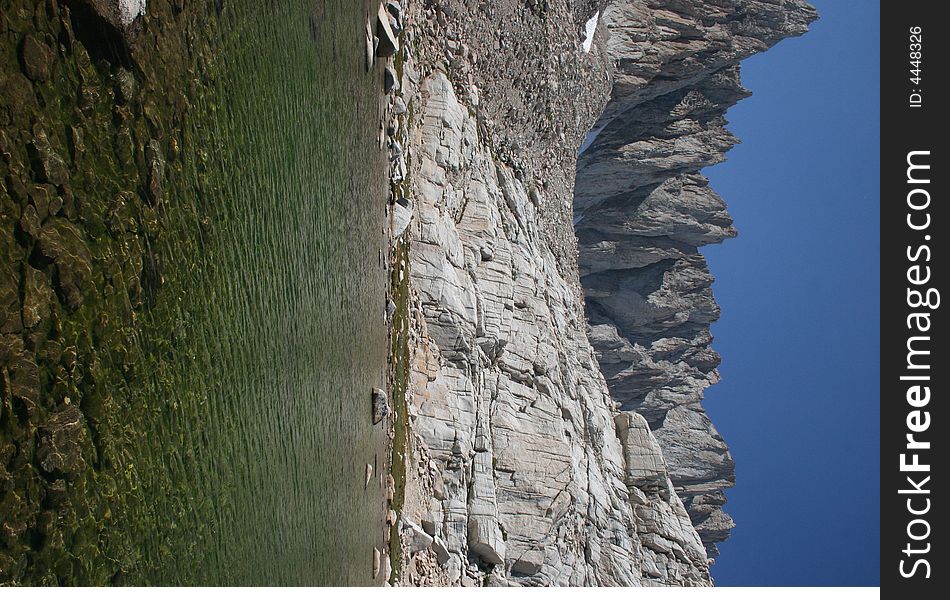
[391,0,815,586]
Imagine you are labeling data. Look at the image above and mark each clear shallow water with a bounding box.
[122,0,389,585]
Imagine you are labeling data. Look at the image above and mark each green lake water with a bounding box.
[1,0,389,585]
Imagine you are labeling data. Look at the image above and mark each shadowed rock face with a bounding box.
[576,0,817,560]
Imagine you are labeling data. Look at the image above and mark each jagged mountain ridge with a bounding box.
[576,0,817,559]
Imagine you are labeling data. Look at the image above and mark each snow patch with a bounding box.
[577,122,607,157]
[582,12,599,53]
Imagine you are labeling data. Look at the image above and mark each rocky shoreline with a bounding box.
[380,0,816,586]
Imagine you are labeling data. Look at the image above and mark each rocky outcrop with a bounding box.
[401,69,710,586]
[576,0,816,559]
[386,0,815,587]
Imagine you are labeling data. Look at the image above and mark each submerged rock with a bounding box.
[30,130,70,186]
[37,405,89,479]
[21,266,53,330]
[20,35,52,83]
[0,262,22,334]
[36,219,94,311]
[1,72,34,115]
[115,68,136,105]
[145,139,165,205]
[365,19,376,71]
[0,335,40,414]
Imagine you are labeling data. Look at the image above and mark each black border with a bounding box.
[881,1,944,593]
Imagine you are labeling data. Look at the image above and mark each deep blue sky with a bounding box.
[701,0,880,586]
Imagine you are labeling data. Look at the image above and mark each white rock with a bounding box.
[390,200,413,241]
[401,519,433,554]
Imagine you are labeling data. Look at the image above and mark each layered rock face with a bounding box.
[403,69,709,586]
[391,0,815,586]
[576,0,816,559]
